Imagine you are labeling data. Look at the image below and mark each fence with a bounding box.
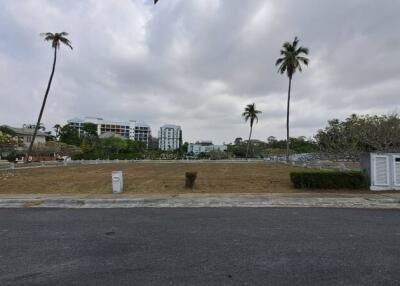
[0,157,360,172]
[0,158,270,171]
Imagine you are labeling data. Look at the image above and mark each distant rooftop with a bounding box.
[0,125,47,137]
[68,117,150,127]
[161,124,181,128]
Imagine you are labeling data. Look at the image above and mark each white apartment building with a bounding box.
[188,141,227,155]
[158,124,182,151]
[68,117,151,147]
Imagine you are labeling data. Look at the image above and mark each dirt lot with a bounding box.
[0,162,317,194]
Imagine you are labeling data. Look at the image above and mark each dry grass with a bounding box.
[0,162,316,195]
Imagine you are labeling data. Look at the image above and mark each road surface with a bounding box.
[0,208,399,285]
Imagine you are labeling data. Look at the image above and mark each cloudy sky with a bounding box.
[1,0,399,144]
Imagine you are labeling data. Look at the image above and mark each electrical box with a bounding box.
[112,171,124,194]
[360,153,400,191]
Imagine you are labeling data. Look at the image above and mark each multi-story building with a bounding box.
[187,141,227,155]
[67,117,151,147]
[158,124,182,151]
[0,125,47,147]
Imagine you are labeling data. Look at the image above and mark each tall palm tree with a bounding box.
[25,32,72,162]
[276,37,309,162]
[242,103,261,159]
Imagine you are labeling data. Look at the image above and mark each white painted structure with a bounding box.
[188,142,227,155]
[0,125,47,147]
[112,171,123,194]
[361,153,400,191]
[68,117,151,147]
[158,124,182,151]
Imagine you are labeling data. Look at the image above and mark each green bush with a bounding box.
[290,171,368,189]
[185,172,197,189]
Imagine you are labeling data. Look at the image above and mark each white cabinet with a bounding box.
[373,155,389,186]
[368,153,400,191]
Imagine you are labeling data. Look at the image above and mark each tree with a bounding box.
[59,125,81,146]
[242,103,261,159]
[26,32,73,162]
[234,137,243,145]
[267,136,277,144]
[101,137,128,157]
[81,123,98,139]
[315,114,400,159]
[276,37,309,162]
[53,124,62,141]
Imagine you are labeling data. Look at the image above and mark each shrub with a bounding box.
[290,171,368,189]
[185,172,197,189]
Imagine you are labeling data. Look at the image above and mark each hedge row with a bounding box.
[290,171,368,189]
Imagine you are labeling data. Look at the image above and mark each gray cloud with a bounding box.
[1,0,399,143]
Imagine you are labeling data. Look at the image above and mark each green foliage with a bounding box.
[242,103,261,127]
[185,172,197,189]
[0,128,24,161]
[276,37,309,78]
[226,137,317,158]
[5,151,18,162]
[315,114,400,157]
[31,141,81,157]
[180,142,189,154]
[268,137,317,153]
[242,103,262,158]
[209,150,229,160]
[0,131,22,148]
[290,171,368,190]
[53,124,62,140]
[227,144,247,158]
[59,125,81,146]
[0,126,17,137]
[81,123,98,138]
[72,137,146,160]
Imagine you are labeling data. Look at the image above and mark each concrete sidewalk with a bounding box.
[0,193,399,209]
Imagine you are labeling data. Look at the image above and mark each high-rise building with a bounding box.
[158,124,182,151]
[67,117,151,147]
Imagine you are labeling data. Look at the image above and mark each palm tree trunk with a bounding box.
[286,76,292,162]
[246,125,253,159]
[25,47,57,162]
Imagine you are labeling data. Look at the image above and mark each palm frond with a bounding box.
[41,32,55,42]
[276,37,309,77]
[292,36,299,48]
[296,46,309,55]
[297,56,309,65]
[275,57,284,66]
[40,32,73,50]
[277,63,287,74]
[40,32,54,37]
[283,42,292,50]
[44,36,54,41]
[59,37,73,49]
[242,103,261,125]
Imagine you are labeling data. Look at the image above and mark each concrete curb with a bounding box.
[0,195,399,209]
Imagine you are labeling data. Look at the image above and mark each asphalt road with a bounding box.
[0,208,399,286]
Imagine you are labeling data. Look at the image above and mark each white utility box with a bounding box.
[112,171,124,193]
[360,153,400,191]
